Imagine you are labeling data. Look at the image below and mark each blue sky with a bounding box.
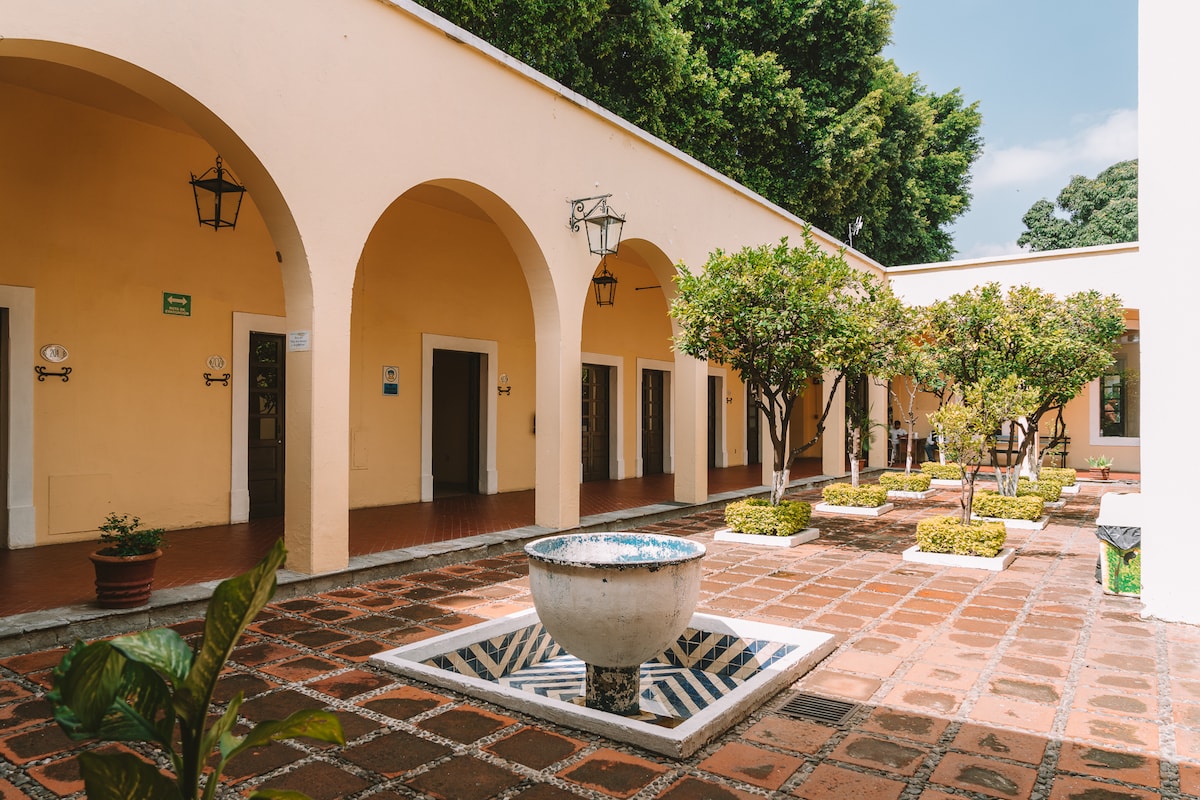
[882,0,1138,262]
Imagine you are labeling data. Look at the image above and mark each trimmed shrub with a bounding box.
[822,483,889,508]
[1040,467,1076,487]
[915,515,1007,558]
[972,490,1044,521]
[920,462,963,480]
[724,498,812,536]
[1017,477,1063,502]
[878,473,933,492]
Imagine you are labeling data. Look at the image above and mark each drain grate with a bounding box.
[776,692,862,726]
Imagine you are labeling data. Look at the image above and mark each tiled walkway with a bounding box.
[2,479,1193,800]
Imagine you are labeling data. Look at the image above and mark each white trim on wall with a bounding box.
[581,352,625,480]
[231,313,286,523]
[0,286,35,547]
[422,333,499,502]
[635,358,674,476]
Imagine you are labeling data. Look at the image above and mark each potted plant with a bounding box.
[89,512,166,609]
[1087,455,1113,480]
[51,539,344,799]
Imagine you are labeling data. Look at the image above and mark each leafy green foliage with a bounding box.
[925,282,1125,494]
[919,461,962,480]
[1017,477,1062,503]
[97,513,165,556]
[878,472,931,492]
[670,230,887,503]
[972,491,1044,521]
[724,498,812,535]
[1087,455,1113,468]
[1040,467,1076,487]
[418,0,983,265]
[49,540,344,800]
[1018,160,1138,251]
[915,516,1006,558]
[821,482,888,508]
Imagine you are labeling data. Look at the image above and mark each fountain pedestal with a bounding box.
[525,532,706,715]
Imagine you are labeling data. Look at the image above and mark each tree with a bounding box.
[882,305,945,474]
[669,230,887,504]
[1018,159,1138,251]
[416,0,984,266]
[924,283,1125,495]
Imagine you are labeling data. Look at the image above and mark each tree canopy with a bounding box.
[669,230,892,502]
[1017,159,1138,251]
[416,0,983,266]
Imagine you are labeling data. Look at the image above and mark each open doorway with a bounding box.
[432,349,485,496]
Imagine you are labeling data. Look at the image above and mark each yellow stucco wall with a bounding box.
[1,81,283,542]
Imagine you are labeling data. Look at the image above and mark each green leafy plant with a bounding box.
[1017,477,1063,503]
[972,491,1044,521]
[878,472,932,492]
[915,516,1007,558]
[822,483,888,508]
[724,498,812,536]
[1087,455,1114,469]
[49,539,344,800]
[919,461,963,480]
[97,513,165,557]
[1040,467,1076,487]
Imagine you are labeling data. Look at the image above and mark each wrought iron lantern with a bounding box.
[570,194,626,306]
[190,155,246,230]
[591,260,618,307]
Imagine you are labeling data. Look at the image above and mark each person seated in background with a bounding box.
[889,420,907,464]
[925,432,938,461]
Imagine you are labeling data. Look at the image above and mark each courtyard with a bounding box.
[1,477,1194,800]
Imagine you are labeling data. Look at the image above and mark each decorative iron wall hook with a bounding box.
[35,366,71,383]
[204,373,231,387]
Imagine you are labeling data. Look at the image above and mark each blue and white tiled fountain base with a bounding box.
[372,609,836,757]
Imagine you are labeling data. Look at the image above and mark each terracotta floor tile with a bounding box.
[1179,762,1200,795]
[656,775,761,800]
[996,655,1071,679]
[902,661,981,691]
[358,684,452,720]
[259,655,343,681]
[1055,742,1161,788]
[951,724,1047,765]
[970,695,1059,734]
[928,751,1039,799]
[1046,775,1158,800]
[1073,685,1157,717]
[406,755,523,800]
[484,727,586,770]
[342,730,452,776]
[416,706,517,744]
[560,747,670,799]
[1063,711,1162,751]
[799,669,883,702]
[829,734,928,776]
[790,763,906,800]
[881,684,963,715]
[920,644,992,670]
[306,668,393,700]
[1077,668,1155,694]
[743,717,836,754]
[825,650,904,677]
[987,676,1063,705]
[251,759,370,800]
[858,709,949,744]
[698,741,804,791]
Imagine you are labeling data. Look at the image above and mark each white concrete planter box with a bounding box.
[713,527,819,548]
[1044,499,1066,510]
[1059,484,1080,495]
[814,502,895,517]
[886,489,938,500]
[929,478,962,488]
[971,514,1049,530]
[902,544,1016,571]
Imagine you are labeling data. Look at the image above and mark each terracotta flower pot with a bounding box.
[1089,467,1111,481]
[89,549,162,608]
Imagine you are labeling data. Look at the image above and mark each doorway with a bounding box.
[0,309,8,546]
[582,364,611,482]
[247,332,285,518]
[707,375,719,468]
[746,384,760,465]
[641,369,665,475]
[432,349,484,496]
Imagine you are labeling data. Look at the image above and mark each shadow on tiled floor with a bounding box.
[2,479,1194,800]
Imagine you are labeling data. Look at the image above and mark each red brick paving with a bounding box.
[2,480,1198,800]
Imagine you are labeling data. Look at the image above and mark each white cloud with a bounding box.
[972,108,1138,191]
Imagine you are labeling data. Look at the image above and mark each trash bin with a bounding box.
[1095,492,1141,596]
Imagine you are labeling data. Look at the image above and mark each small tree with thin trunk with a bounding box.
[670,229,884,504]
[883,305,945,475]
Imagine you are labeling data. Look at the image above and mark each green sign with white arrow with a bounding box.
[162,292,192,317]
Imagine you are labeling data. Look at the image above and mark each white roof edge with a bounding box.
[887,242,1140,274]
[384,0,887,271]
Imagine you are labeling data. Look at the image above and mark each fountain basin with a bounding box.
[524,532,706,669]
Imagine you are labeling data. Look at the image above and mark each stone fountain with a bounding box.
[523,532,706,715]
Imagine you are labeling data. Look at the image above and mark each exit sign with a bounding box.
[162,292,192,317]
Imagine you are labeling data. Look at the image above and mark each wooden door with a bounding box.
[746,384,760,465]
[707,376,719,468]
[641,369,664,475]
[581,364,611,482]
[248,332,285,518]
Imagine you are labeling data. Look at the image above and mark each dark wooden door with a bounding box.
[746,384,760,465]
[248,332,285,518]
[707,376,719,468]
[641,369,665,475]
[433,349,482,495]
[581,364,610,482]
